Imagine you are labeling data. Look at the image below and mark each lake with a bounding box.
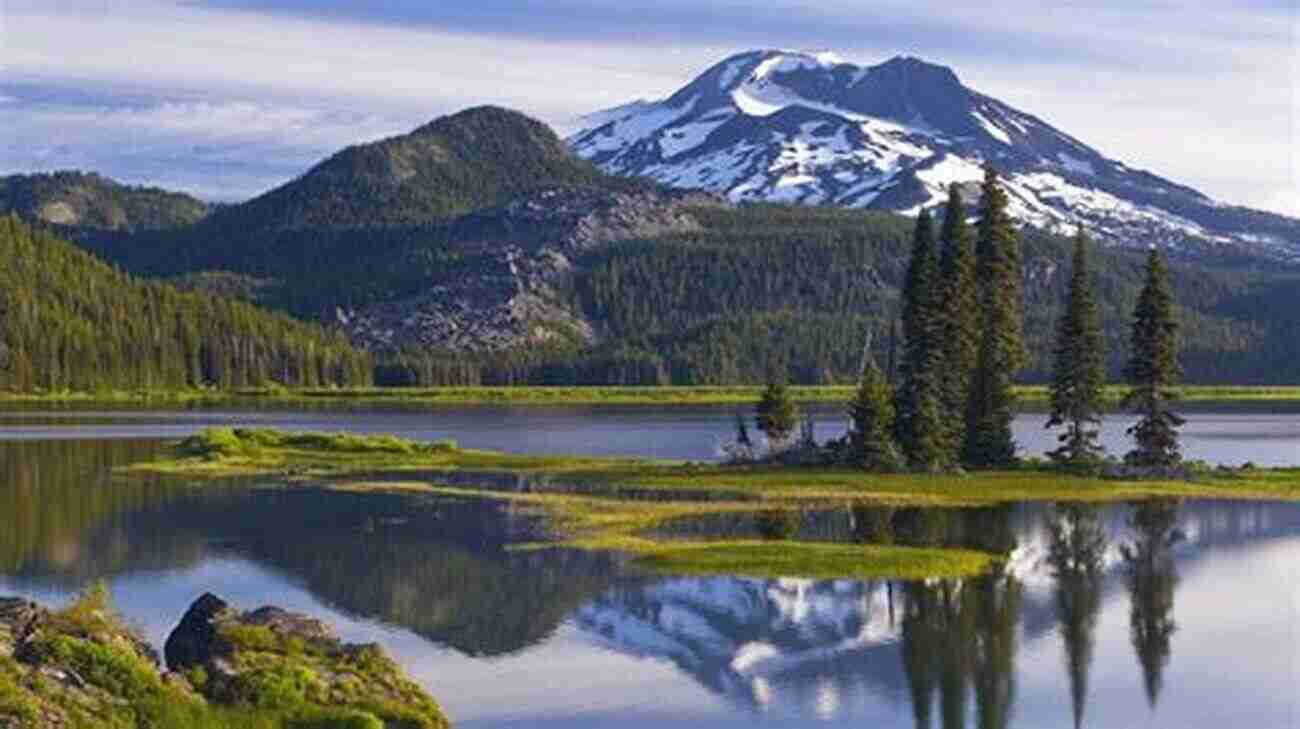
[1,405,1298,728]
[4,401,1300,465]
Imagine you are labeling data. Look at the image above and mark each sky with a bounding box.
[2,0,1297,215]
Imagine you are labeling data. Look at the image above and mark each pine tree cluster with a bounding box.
[855,168,1183,472]
[858,168,1027,471]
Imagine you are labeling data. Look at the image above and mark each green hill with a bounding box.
[0,216,370,392]
[0,171,208,232]
[91,106,647,276]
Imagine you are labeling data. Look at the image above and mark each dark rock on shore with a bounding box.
[1,589,449,729]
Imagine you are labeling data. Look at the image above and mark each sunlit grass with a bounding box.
[125,427,651,478]
[367,484,995,580]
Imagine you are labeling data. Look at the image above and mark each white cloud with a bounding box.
[2,0,1296,215]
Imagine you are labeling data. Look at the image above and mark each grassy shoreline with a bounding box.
[118,427,1300,580]
[6,384,1300,407]
[126,427,1300,504]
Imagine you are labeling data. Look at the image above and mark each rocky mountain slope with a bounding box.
[571,50,1300,260]
[338,185,711,352]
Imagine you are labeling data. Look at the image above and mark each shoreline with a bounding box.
[114,427,1300,580]
[5,384,1300,407]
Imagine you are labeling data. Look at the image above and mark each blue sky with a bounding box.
[3,1,1297,214]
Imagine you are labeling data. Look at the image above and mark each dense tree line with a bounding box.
[371,197,1300,387]
[560,204,1297,386]
[0,217,371,391]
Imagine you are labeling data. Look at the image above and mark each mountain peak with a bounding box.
[570,51,1300,259]
[196,106,621,233]
[872,54,961,84]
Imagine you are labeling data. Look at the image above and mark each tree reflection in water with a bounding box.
[900,505,1022,729]
[1047,504,1108,729]
[1122,499,1182,709]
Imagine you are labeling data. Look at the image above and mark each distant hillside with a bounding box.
[0,217,370,392]
[0,171,208,232]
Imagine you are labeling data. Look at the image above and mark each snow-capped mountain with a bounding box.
[571,50,1300,259]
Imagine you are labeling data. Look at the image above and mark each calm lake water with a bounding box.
[3,402,1300,465]
[1,406,1298,728]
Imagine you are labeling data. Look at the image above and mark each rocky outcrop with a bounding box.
[339,184,717,353]
[0,592,448,729]
[165,592,337,674]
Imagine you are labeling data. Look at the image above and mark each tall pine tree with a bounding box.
[848,356,903,471]
[1123,248,1185,467]
[1046,232,1107,467]
[935,184,979,453]
[963,167,1026,468]
[756,382,799,448]
[896,209,950,469]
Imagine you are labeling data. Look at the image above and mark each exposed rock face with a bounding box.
[339,184,717,353]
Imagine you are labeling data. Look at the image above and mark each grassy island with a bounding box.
[119,427,1300,581]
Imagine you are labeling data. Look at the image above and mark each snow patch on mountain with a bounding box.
[570,49,1300,260]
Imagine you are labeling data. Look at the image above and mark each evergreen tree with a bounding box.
[1046,232,1107,467]
[963,167,1026,468]
[896,209,950,469]
[1123,248,1185,467]
[848,358,903,471]
[935,184,979,452]
[755,382,799,448]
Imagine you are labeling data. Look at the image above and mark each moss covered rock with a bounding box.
[0,588,449,729]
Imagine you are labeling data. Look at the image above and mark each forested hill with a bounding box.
[182,106,634,232]
[0,217,371,392]
[0,171,208,232]
[377,203,1300,386]
[87,106,654,276]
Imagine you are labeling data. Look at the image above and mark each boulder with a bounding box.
[163,592,233,671]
